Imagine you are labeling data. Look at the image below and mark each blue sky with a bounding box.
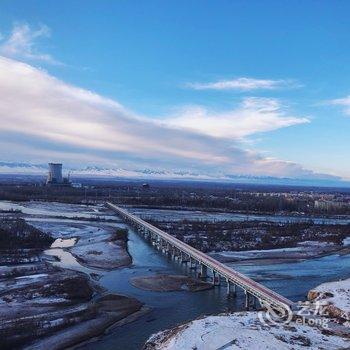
[0,1,349,181]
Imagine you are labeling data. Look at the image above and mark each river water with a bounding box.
[77,223,350,350]
[1,200,349,349]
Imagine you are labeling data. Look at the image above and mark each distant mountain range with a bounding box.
[0,161,349,188]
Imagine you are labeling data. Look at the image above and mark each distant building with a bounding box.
[314,200,348,211]
[47,163,63,184]
[142,183,150,189]
[46,163,71,186]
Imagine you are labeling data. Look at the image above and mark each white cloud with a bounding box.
[329,96,350,116]
[0,56,334,180]
[163,97,309,138]
[186,77,298,91]
[0,23,62,65]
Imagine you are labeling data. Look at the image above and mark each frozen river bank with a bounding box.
[0,200,349,349]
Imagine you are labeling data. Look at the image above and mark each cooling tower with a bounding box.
[47,163,63,184]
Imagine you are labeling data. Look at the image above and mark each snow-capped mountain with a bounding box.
[0,161,349,187]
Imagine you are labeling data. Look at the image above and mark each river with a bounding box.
[77,223,350,350]
[1,200,349,349]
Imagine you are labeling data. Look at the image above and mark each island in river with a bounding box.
[130,274,213,292]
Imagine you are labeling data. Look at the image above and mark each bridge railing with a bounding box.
[106,202,294,309]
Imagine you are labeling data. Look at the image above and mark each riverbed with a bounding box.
[77,221,350,350]
[1,200,349,349]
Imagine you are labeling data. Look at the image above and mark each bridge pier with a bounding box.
[189,257,197,270]
[154,237,159,249]
[212,270,221,286]
[182,254,190,264]
[200,264,207,279]
[244,291,258,310]
[165,243,171,255]
[106,203,295,314]
[162,242,166,253]
[226,279,236,296]
[144,230,150,240]
[245,291,250,309]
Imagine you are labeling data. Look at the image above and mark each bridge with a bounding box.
[107,202,295,311]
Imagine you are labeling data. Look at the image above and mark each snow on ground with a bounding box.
[16,273,48,280]
[129,207,350,225]
[35,219,129,271]
[70,239,131,270]
[28,297,69,305]
[44,248,96,274]
[297,240,334,247]
[214,241,336,261]
[36,220,130,270]
[217,247,302,259]
[310,278,350,319]
[343,237,350,246]
[1,273,50,289]
[51,237,77,248]
[31,221,110,239]
[0,200,115,220]
[145,312,349,350]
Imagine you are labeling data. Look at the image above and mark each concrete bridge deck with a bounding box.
[107,202,294,311]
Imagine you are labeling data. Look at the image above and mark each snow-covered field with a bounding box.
[145,312,349,350]
[32,221,109,239]
[212,241,338,263]
[343,237,350,246]
[70,238,131,270]
[2,202,132,272]
[0,200,116,220]
[36,221,131,271]
[129,207,350,225]
[51,237,77,248]
[309,278,350,320]
[0,201,141,348]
